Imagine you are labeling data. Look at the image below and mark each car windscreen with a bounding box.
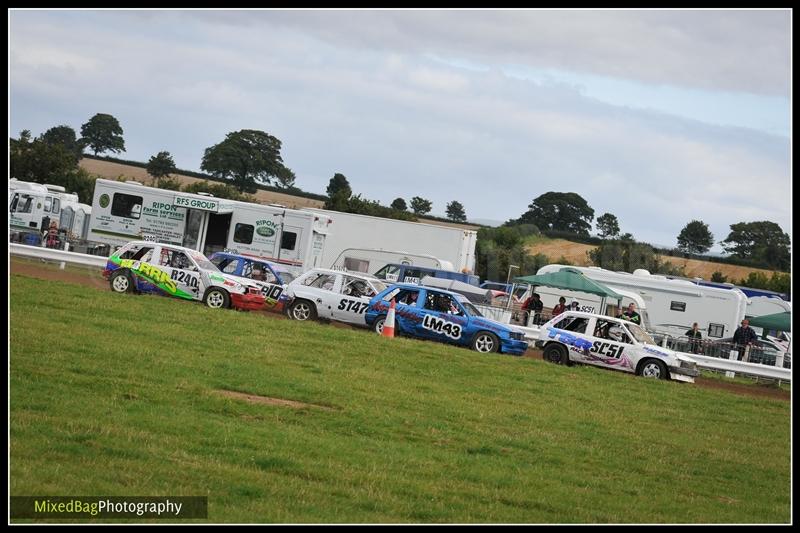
[627,322,655,345]
[277,271,296,285]
[189,251,220,272]
[371,280,387,293]
[462,301,483,318]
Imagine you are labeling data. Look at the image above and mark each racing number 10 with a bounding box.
[338,299,369,314]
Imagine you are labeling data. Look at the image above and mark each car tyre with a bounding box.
[204,287,230,309]
[638,358,668,379]
[289,299,317,321]
[543,343,569,365]
[110,270,133,294]
[472,331,500,353]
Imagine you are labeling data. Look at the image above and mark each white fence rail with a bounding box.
[10,243,108,269]
[688,353,792,381]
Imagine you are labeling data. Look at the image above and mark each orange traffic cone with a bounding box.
[382,300,396,338]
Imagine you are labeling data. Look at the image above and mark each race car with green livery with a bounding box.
[102,241,265,311]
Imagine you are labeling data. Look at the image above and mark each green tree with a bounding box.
[201,129,293,193]
[595,212,620,239]
[324,173,352,210]
[390,197,407,211]
[721,221,791,271]
[274,166,296,189]
[710,271,728,283]
[146,151,177,185]
[517,192,594,235]
[677,220,714,254]
[10,131,78,184]
[410,196,432,216]
[40,125,84,162]
[80,113,125,156]
[446,200,467,222]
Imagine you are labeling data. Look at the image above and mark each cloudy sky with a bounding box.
[9,9,791,252]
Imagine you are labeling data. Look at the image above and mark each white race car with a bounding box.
[103,241,266,311]
[285,268,387,326]
[536,311,700,383]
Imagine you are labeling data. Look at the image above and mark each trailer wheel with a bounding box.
[637,358,668,380]
[204,288,230,309]
[543,343,569,365]
[110,270,133,294]
[289,299,317,321]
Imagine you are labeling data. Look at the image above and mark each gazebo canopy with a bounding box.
[514,270,623,300]
[746,311,791,332]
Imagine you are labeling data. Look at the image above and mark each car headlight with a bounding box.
[509,332,525,341]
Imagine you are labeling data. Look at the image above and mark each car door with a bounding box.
[585,318,634,373]
[156,247,203,301]
[416,289,467,344]
[331,275,373,325]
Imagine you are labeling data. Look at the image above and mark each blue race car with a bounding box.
[209,252,297,312]
[365,283,529,355]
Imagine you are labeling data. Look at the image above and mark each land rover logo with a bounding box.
[256,226,275,237]
[99,194,110,208]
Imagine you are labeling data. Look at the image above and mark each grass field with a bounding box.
[10,275,791,523]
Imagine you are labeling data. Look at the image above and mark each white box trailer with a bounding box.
[88,179,331,274]
[304,207,478,275]
[536,264,748,339]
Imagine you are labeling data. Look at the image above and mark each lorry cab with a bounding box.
[373,263,480,287]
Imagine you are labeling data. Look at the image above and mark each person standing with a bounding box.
[522,292,544,326]
[618,303,642,326]
[552,297,567,317]
[685,322,703,354]
[732,319,758,361]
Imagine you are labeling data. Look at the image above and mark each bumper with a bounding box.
[669,364,699,383]
[230,293,266,311]
[102,268,112,280]
[501,338,530,356]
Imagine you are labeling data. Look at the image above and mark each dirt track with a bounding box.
[11,259,789,402]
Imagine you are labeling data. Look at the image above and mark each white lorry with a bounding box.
[88,179,332,275]
[536,265,748,340]
[304,208,478,275]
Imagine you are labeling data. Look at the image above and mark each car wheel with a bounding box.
[204,288,230,309]
[638,358,668,380]
[110,270,133,294]
[543,343,569,365]
[289,300,317,321]
[472,332,499,353]
[373,316,386,334]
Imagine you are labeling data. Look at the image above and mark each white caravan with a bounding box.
[329,247,455,273]
[304,208,478,275]
[9,179,92,240]
[536,265,748,340]
[88,179,332,275]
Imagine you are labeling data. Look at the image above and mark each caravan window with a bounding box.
[707,323,725,338]
[344,257,370,273]
[281,231,297,251]
[670,301,687,312]
[111,193,143,219]
[52,198,60,214]
[233,223,254,245]
[44,197,52,213]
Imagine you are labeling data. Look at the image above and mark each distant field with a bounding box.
[525,238,780,282]
[78,159,479,231]
[10,274,790,523]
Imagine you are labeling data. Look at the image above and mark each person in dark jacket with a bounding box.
[685,322,703,354]
[732,319,758,361]
[617,303,641,326]
[522,293,544,326]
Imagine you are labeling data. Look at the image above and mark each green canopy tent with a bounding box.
[746,311,791,337]
[514,269,624,318]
